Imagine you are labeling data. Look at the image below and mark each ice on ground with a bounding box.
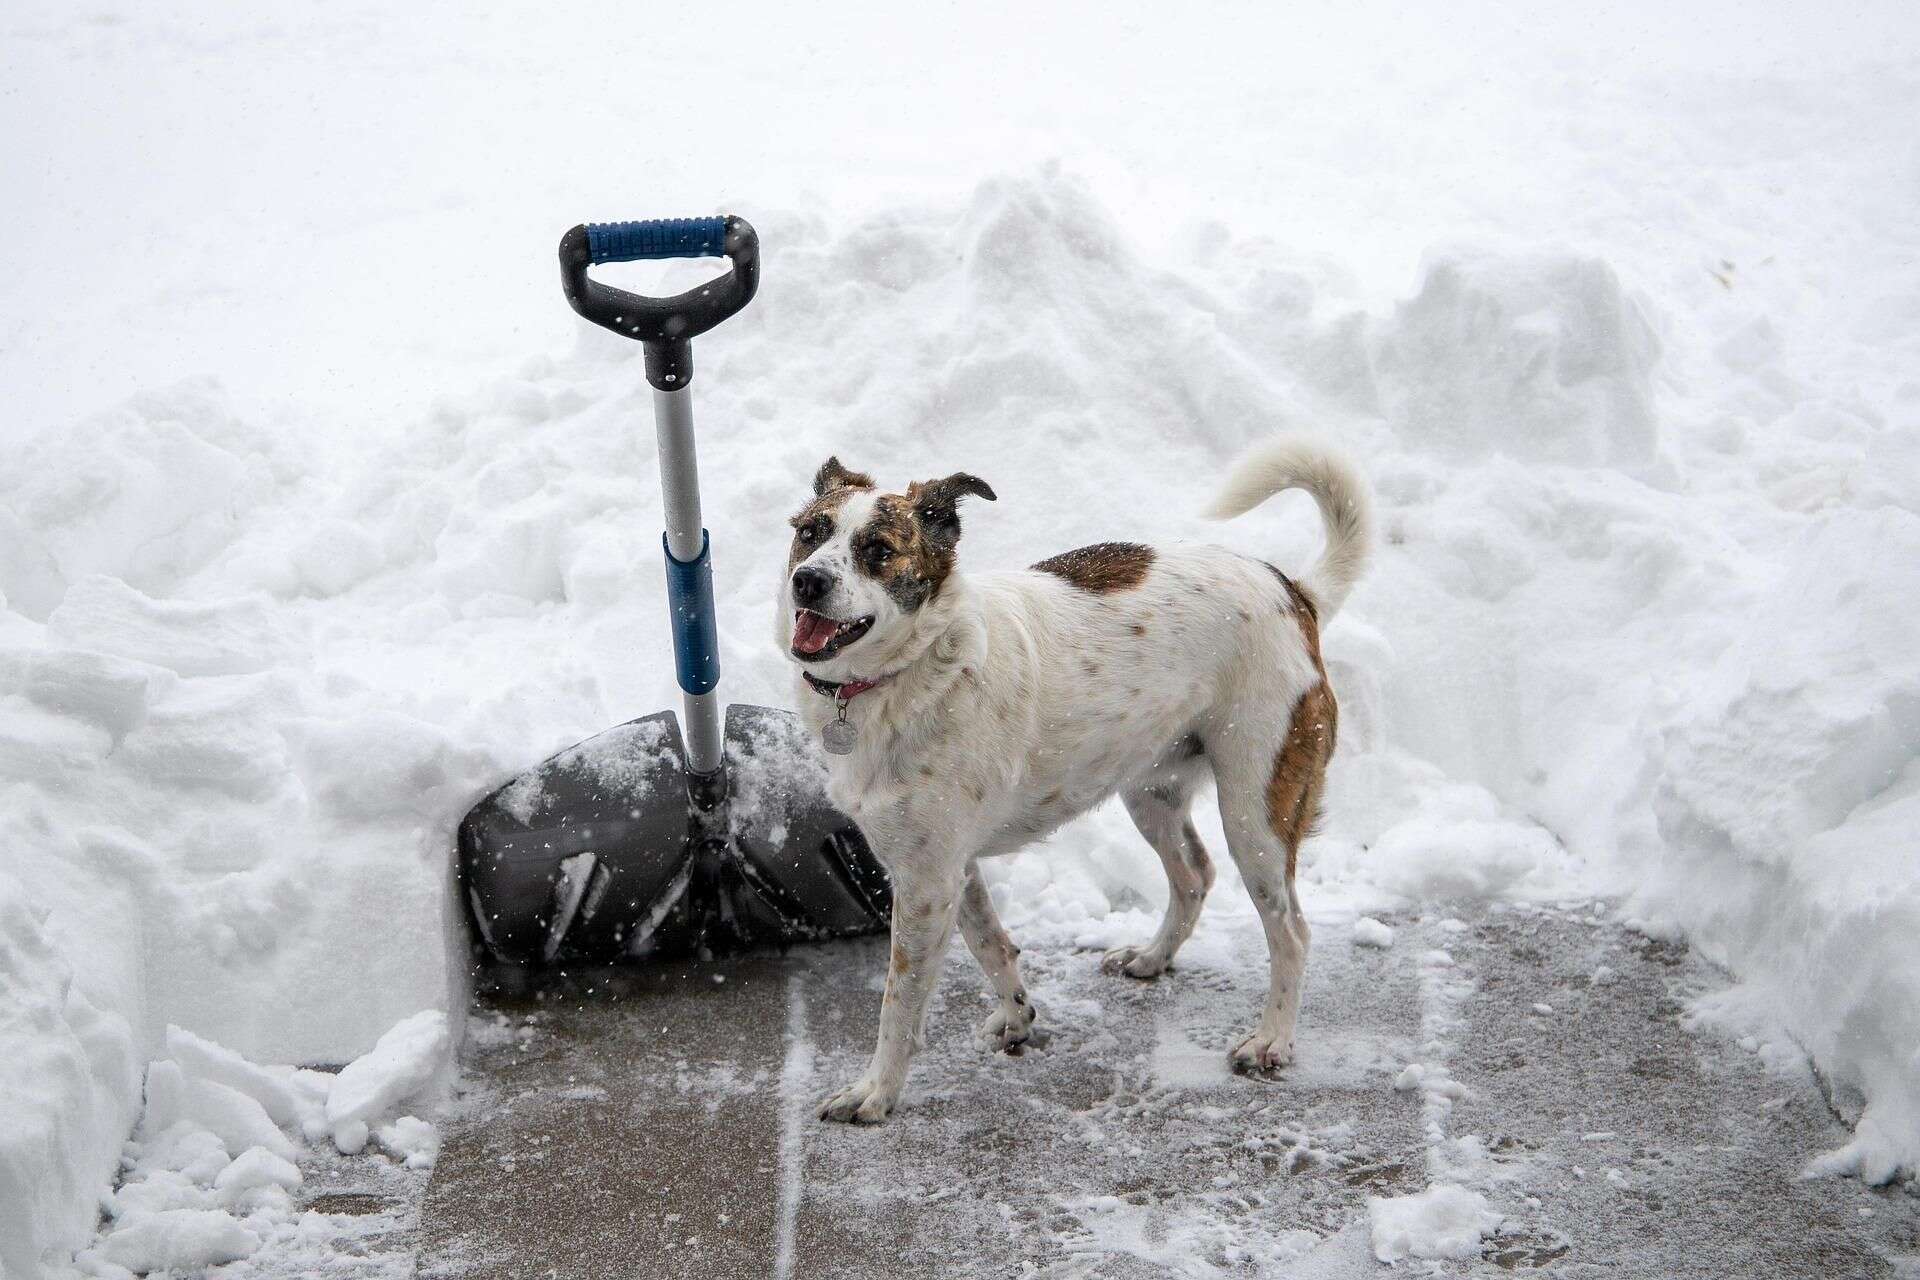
[1368,1183,1503,1264]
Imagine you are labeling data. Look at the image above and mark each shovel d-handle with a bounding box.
[558,215,760,391]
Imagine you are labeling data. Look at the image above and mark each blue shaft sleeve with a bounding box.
[663,531,720,696]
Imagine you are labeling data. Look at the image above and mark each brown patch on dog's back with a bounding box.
[1033,543,1156,593]
[1267,682,1337,880]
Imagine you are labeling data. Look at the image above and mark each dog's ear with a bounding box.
[907,473,997,548]
[813,456,874,497]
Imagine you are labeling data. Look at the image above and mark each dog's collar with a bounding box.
[802,670,891,704]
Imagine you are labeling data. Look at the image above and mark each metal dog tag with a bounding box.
[821,716,858,755]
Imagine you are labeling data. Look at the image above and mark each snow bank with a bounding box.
[4,138,1918,1263]
[0,875,139,1279]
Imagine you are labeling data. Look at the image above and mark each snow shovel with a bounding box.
[457,216,890,983]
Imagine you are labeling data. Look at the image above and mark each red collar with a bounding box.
[802,670,891,703]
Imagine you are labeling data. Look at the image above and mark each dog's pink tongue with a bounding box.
[792,611,839,655]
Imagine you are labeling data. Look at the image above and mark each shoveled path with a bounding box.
[415,903,1919,1278]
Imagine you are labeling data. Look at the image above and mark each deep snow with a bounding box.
[4,2,1919,1274]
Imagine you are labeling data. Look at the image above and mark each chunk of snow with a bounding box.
[97,1208,260,1273]
[325,1010,449,1134]
[332,1119,370,1156]
[1368,1183,1503,1263]
[376,1115,441,1169]
[165,1025,300,1126]
[138,1060,296,1162]
[135,1124,231,1183]
[109,1168,213,1219]
[213,1146,302,1202]
[1353,917,1396,948]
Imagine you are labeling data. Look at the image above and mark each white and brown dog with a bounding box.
[777,437,1372,1123]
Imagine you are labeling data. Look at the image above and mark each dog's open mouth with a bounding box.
[791,610,874,661]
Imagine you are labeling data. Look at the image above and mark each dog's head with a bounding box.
[778,456,995,675]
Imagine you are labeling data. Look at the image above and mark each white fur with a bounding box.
[780,436,1373,1123]
[1205,437,1373,618]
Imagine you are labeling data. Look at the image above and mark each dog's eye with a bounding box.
[797,518,829,544]
[861,541,891,570]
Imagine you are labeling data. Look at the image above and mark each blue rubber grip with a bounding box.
[663,531,720,696]
[587,218,728,264]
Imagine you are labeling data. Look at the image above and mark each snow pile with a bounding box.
[55,1016,443,1278]
[1368,1183,1503,1264]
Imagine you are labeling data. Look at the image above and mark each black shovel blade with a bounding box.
[457,705,888,969]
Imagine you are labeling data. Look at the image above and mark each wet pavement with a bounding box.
[413,903,1920,1278]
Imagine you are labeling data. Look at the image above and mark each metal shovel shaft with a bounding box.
[652,383,724,778]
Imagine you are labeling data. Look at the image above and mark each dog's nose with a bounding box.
[791,564,835,608]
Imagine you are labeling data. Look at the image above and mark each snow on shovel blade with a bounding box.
[458,705,888,970]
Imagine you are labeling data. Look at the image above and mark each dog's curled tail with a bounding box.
[1204,436,1373,619]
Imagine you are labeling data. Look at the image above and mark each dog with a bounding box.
[777,437,1372,1123]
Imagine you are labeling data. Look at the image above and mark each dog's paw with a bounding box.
[818,1076,898,1124]
[1101,944,1171,980]
[1228,1030,1295,1075]
[979,1001,1038,1053]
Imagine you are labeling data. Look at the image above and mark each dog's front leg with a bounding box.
[819,861,965,1124]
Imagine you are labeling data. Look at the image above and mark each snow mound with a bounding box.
[1368,1183,1502,1264]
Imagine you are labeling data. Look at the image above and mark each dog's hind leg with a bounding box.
[1209,682,1335,1073]
[957,864,1037,1051]
[1102,766,1214,980]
